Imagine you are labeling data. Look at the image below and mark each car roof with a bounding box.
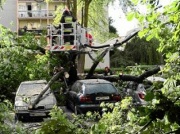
[17,80,48,95]
[76,79,111,84]
[20,80,47,85]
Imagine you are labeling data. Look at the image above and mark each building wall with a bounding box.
[0,0,17,31]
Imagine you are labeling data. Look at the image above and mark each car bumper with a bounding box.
[134,101,147,106]
[15,109,51,117]
[77,104,102,113]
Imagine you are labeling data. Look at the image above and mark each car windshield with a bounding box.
[17,83,49,96]
[85,83,117,94]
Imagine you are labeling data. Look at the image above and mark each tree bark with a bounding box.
[72,0,77,19]
[89,67,161,83]
[66,0,71,10]
[29,70,64,109]
[118,67,160,83]
[77,53,85,74]
[77,0,92,73]
[86,48,110,79]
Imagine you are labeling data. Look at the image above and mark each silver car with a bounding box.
[122,82,147,106]
[14,80,57,121]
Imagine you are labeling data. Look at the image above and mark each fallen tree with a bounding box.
[29,68,65,109]
[89,66,161,83]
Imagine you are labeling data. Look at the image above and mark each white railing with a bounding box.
[47,22,90,52]
[18,10,54,18]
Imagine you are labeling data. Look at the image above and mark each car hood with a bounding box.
[15,93,57,107]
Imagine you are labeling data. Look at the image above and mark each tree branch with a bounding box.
[135,119,153,134]
[29,69,64,109]
[89,66,160,83]
[15,43,46,54]
[85,48,110,79]
[119,66,160,82]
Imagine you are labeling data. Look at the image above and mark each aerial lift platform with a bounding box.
[47,22,92,53]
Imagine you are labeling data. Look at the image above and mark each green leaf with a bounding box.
[127,111,135,121]
[131,0,139,5]
[138,29,149,38]
[146,33,154,41]
[145,92,154,101]
[127,12,135,21]
[138,15,145,23]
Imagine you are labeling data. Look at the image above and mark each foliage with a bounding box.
[91,97,142,134]
[117,0,180,133]
[0,0,6,9]
[88,0,117,42]
[36,106,92,134]
[49,0,118,42]
[36,106,76,134]
[109,17,118,34]
[0,24,56,102]
[88,0,180,133]
[110,37,164,68]
[0,100,13,134]
[0,100,28,134]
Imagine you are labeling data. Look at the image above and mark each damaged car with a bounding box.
[14,80,57,121]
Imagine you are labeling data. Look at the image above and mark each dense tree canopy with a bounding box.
[110,37,164,67]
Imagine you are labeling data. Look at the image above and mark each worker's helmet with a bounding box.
[63,9,71,16]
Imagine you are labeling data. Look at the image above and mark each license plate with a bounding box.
[30,112,46,117]
[96,96,109,100]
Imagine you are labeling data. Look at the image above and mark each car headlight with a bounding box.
[15,106,28,111]
[45,104,55,109]
[15,100,24,106]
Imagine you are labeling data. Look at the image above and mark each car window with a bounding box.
[17,83,49,96]
[85,83,117,94]
[79,89,83,94]
[71,82,82,93]
[71,83,77,91]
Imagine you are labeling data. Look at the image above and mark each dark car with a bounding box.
[65,79,121,114]
[14,80,57,121]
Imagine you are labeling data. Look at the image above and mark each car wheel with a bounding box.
[15,113,23,122]
[14,113,19,122]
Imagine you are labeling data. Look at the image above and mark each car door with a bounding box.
[70,82,82,104]
[68,82,80,106]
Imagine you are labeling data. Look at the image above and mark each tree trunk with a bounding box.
[77,53,85,74]
[86,48,110,79]
[77,0,92,73]
[29,71,64,109]
[81,6,84,26]
[89,67,161,83]
[72,0,77,18]
[84,1,90,27]
[66,0,71,10]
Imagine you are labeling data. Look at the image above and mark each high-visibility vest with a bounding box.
[65,16,73,23]
[64,16,73,32]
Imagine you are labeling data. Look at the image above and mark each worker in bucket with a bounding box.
[60,7,76,45]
